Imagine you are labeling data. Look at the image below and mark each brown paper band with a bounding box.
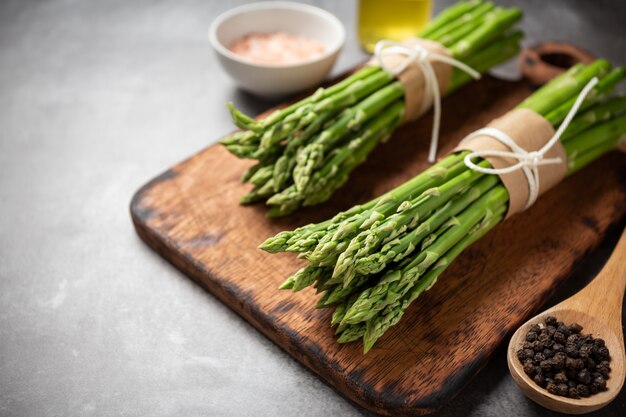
[454,109,568,218]
[367,38,453,122]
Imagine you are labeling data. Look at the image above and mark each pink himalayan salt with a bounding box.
[229,32,325,65]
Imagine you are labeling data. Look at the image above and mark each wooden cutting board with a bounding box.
[130,75,626,416]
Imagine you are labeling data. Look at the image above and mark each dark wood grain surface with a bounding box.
[131,75,626,416]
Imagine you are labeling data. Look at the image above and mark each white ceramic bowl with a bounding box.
[209,1,345,98]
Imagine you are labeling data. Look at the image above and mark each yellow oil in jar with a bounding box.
[358,0,433,53]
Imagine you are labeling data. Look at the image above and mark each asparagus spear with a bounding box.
[418,0,485,39]
[544,68,626,126]
[427,2,496,43]
[518,59,611,115]
[449,7,523,59]
[449,31,523,91]
[561,94,626,141]
[564,112,626,173]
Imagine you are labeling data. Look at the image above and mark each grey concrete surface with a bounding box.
[1,1,625,416]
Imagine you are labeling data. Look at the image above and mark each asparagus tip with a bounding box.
[278,277,295,290]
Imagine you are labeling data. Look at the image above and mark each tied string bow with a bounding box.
[460,77,599,210]
[374,40,481,162]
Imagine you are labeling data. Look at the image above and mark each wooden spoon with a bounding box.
[507,226,626,414]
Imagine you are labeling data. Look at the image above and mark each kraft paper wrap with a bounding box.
[368,38,453,122]
[454,108,568,218]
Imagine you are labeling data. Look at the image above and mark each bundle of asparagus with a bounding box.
[261,60,626,352]
[222,0,524,217]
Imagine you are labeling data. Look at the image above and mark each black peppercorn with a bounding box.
[554,372,568,384]
[577,370,591,385]
[556,353,567,368]
[580,344,593,356]
[597,367,609,379]
[556,383,569,396]
[574,358,584,370]
[594,376,606,390]
[598,346,610,360]
[551,358,564,371]
[554,331,566,345]
[565,357,576,370]
[557,324,571,337]
[517,317,611,400]
[540,360,552,372]
[534,373,545,387]
[523,361,535,376]
[565,368,578,380]
[569,323,583,334]
[577,384,589,397]
[565,344,579,358]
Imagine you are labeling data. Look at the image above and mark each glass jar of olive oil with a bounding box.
[358,0,433,52]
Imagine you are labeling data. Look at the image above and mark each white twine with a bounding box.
[374,40,481,163]
[460,77,599,210]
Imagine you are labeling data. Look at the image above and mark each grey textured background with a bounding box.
[1,1,625,416]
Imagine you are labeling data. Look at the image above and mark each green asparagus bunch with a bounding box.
[222,0,524,217]
[261,60,626,352]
